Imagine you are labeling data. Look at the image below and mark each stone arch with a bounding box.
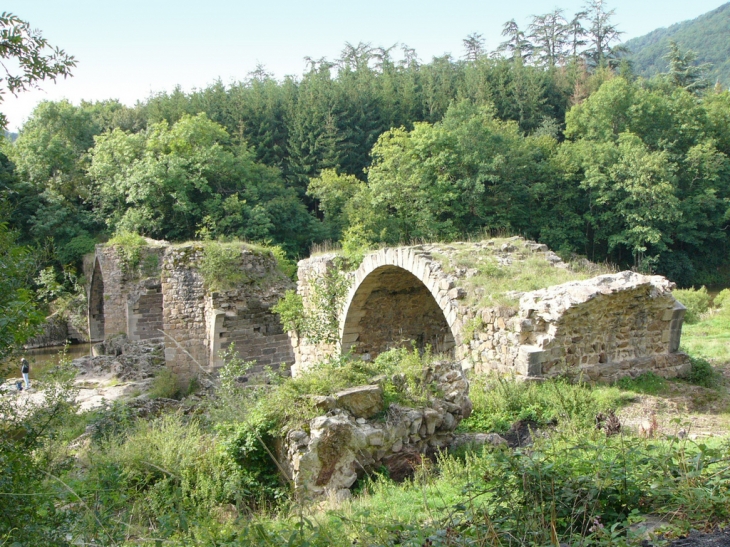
[88,258,105,342]
[339,248,463,359]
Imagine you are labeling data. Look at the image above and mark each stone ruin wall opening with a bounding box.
[89,242,296,384]
[88,258,105,342]
[341,266,455,360]
[292,243,690,382]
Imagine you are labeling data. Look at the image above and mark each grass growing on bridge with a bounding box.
[431,238,614,308]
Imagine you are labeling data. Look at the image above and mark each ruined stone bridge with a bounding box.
[88,237,689,384]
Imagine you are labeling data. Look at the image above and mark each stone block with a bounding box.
[516,345,544,377]
[334,385,383,419]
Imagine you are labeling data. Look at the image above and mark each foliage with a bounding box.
[673,285,711,323]
[713,288,730,309]
[304,265,351,344]
[269,244,298,280]
[196,433,730,546]
[148,367,181,399]
[0,222,44,360]
[0,12,75,128]
[0,349,78,545]
[107,230,148,274]
[198,241,248,291]
[274,263,351,343]
[683,355,722,389]
[74,413,252,544]
[459,374,628,434]
[272,290,305,335]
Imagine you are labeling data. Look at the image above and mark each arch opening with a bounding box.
[88,259,105,342]
[341,266,455,359]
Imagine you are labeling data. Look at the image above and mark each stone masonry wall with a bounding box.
[206,249,295,376]
[93,242,295,384]
[292,240,689,382]
[289,255,340,376]
[161,246,209,381]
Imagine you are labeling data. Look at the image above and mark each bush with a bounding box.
[107,231,148,273]
[199,241,248,291]
[75,414,249,543]
[268,244,297,280]
[272,290,305,335]
[673,286,711,323]
[149,367,180,399]
[684,356,721,388]
[713,288,730,311]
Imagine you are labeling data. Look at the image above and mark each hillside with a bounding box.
[624,2,730,86]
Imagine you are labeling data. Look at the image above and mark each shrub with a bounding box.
[673,286,711,323]
[107,231,148,273]
[272,290,305,335]
[684,355,721,388]
[268,244,297,280]
[713,288,730,311]
[199,241,247,291]
[149,367,180,399]
[77,414,249,542]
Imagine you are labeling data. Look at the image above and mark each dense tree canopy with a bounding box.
[2,2,729,340]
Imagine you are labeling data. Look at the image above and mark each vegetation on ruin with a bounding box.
[194,240,297,291]
[273,263,350,343]
[2,338,729,546]
[430,237,615,308]
[1,5,730,546]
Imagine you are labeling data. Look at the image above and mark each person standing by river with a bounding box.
[20,358,30,389]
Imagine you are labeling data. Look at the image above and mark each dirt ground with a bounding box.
[616,362,730,440]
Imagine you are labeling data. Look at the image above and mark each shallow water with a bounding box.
[19,344,92,379]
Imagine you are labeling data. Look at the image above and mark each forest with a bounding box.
[2,2,730,322]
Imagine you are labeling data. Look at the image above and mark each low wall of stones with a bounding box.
[279,360,471,498]
[291,241,689,382]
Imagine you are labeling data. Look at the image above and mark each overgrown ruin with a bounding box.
[292,238,690,382]
[87,240,295,383]
[87,236,690,384]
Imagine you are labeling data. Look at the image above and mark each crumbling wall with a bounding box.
[160,245,209,381]
[160,244,295,383]
[280,360,471,499]
[289,255,341,375]
[515,272,689,382]
[205,250,295,376]
[88,242,166,342]
[292,241,689,382]
[92,242,295,384]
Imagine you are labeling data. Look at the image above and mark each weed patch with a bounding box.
[459,375,629,434]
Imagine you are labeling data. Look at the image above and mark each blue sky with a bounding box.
[4,0,727,131]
